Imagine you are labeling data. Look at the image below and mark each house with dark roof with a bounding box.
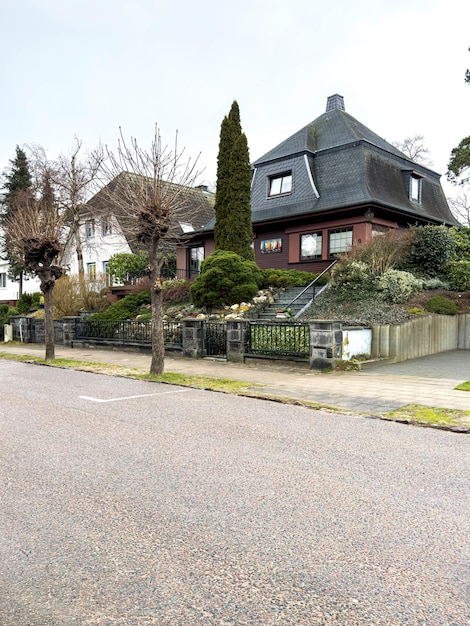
[178,94,458,277]
[64,174,215,291]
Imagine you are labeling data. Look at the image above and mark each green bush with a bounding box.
[424,295,458,315]
[190,250,262,308]
[108,252,149,283]
[261,269,325,289]
[16,292,42,314]
[415,277,450,290]
[377,270,421,303]
[329,261,377,299]
[0,305,18,328]
[445,260,470,291]
[406,226,456,277]
[450,226,470,261]
[90,290,151,320]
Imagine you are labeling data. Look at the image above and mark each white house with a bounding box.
[0,257,41,305]
[1,175,215,305]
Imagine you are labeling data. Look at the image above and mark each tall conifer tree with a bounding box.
[213,101,254,260]
[1,147,33,294]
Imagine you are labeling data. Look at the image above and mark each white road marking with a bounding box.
[79,389,192,403]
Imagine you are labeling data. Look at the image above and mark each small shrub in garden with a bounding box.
[408,307,425,315]
[329,261,377,299]
[0,304,18,328]
[415,277,450,290]
[90,290,151,320]
[424,295,458,315]
[377,270,420,303]
[162,279,191,305]
[445,260,470,291]
[339,228,414,275]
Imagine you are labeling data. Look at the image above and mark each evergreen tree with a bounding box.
[224,133,254,260]
[1,147,33,292]
[213,101,254,260]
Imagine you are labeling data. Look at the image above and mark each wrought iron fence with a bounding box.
[75,319,183,350]
[247,321,310,359]
[204,322,227,357]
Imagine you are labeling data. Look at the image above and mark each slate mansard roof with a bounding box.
[249,94,458,227]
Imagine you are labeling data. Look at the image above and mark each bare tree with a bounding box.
[101,127,201,375]
[392,135,433,166]
[3,170,65,360]
[30,139,105,297]
[449,189,470,225]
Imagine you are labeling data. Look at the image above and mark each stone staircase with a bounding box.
[258,285,326,320]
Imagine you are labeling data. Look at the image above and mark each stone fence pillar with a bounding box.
[309,320,343,369]
[226,320,248,363]
[62,317,80,347]
[182,319,204,358]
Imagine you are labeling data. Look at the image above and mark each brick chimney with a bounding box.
[326,94,345,112]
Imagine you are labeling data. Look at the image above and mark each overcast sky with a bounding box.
[1,0,468,202]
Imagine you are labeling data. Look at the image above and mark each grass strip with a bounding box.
[455,381,470,391]
[385,403,470,430]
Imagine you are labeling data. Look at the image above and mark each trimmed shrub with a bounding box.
[445,260,470,291]
[190,250,262,308]
[424,295,458,315]
[377,270,421,303]
[406,225,456,277]
[261,269,325,289]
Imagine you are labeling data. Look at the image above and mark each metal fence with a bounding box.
[247,321,310,359]
[75,319,183,350]
[204,322,227,358]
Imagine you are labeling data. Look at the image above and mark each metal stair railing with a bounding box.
[285,260,337,318]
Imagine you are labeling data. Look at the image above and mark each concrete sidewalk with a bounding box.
[1,343,470,415]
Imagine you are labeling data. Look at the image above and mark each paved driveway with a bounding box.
[1,361,469,625]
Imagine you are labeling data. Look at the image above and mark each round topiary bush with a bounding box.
[190,250,262,308]
[424,295,458,315]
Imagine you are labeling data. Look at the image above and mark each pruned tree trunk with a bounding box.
[149,240,164,375]
[42,281,55,361]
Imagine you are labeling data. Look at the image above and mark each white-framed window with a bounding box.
[87,262,96,282]
[268,173,292,197]
[102,216,112,236]
[410,175,422,203]
[300,232,322,260]
[0,272,6,289]
[329,228,353,255]
[189,246,204,278]
[85,219,95,238]
[102,260,110,286]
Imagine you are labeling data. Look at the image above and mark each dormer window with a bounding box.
[268,172,292,197]
[409,173,423,203]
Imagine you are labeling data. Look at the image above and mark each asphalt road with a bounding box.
[1,361,469,625]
